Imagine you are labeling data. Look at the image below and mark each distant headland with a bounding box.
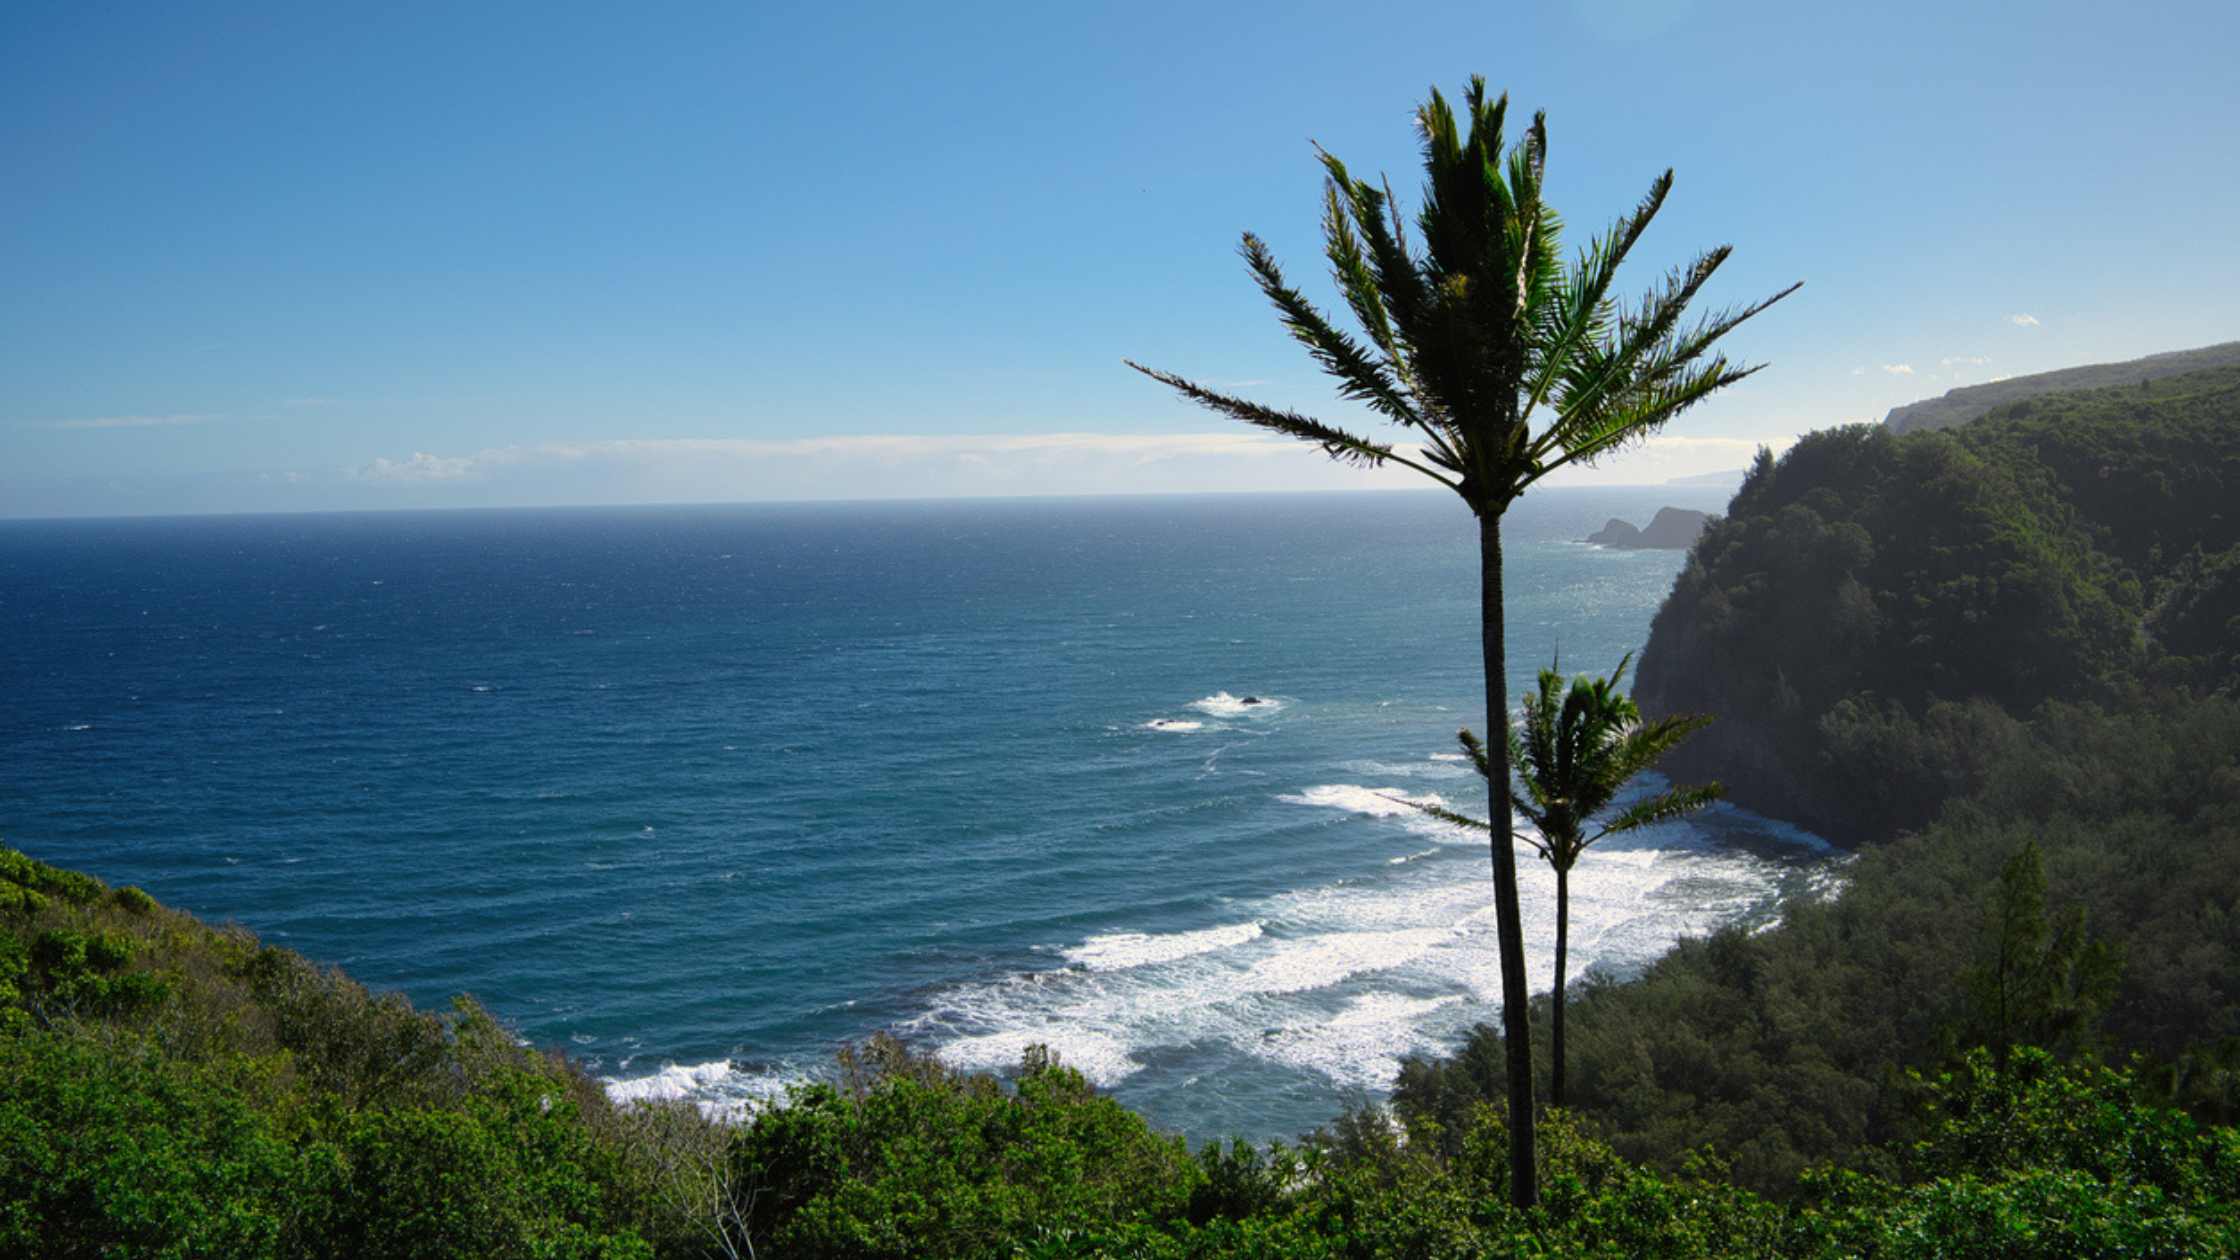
[1882,339,2240,434]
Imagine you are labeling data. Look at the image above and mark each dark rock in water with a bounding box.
[1586,518,1643,547]
[1585,507,1710,550]
[1241,696,1262,705]
[1639,507,1711,548]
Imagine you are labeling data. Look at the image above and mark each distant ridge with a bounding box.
[1882,340,2240,434]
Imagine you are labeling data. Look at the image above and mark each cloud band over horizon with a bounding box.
[2,430,1778,518]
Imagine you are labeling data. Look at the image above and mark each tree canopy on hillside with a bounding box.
[1398,365,2240,1196]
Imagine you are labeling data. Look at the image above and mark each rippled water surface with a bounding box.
[0,488,1834,1142]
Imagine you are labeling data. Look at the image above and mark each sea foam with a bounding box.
[1190,691,1286,719]
[1064,921,1266,971]
[602,1059,804,1122]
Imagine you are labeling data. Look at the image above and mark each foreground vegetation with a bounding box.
[8,843,2238,1258]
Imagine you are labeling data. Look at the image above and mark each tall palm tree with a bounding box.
[1128,76,1794,1207]
[1424,655,1723,1109]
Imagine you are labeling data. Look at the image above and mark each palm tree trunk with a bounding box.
[1480,510,1538,1209]
[1553,863,1569,1110]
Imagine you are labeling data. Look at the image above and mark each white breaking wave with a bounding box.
[1277,783,1445,819]
[879,791,1823,1102]
[1064,921,1266,971]
[926,1027,1144,1085]
[1233,927,1452,996]
[1143,718,1204,733]
[1278,781,1493,848]
[602,1059,804,1122]
[600,793,1829,1119]
[1254,991,1468,1089]
[1190,691,1286,719]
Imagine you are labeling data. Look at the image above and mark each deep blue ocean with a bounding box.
[0,487,1834,1143]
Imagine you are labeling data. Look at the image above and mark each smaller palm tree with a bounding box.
[1412,654,1722,1108]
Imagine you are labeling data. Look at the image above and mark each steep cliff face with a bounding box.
[1637,365,2240,846]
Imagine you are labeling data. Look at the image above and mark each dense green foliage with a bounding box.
[1638,364,2240,844]
[695,1033,2240,1258]
[12,841,2239,1257]
[1398,365,2240,1198]
[0,846,701,1258]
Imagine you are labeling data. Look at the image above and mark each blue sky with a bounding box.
[5,0,2236,517]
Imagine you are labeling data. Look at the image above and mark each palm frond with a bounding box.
[1523,264,1800,481]
[1320,181,1404,369]
[1317,151,1431,372]
[1536,352,1759,476]
[1241,235,1421,429]
[1393,795,1492,834]
[1519,170,1672,425]
[1132,76,1794,531]
[1455,728,1493,781]
[1622,711,1715,766]
[1122,361,1405,471]
[1598,780,1725,841]
[1499,656,1721,867]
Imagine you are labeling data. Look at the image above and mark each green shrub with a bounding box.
[728,1037,1202,1259]
[22,926,170,1023]
[0,1032,315,1260]
[319,1099,650,1260]
[0,847,107,906]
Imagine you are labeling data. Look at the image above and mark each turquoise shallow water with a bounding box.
[0,488,1833,1143]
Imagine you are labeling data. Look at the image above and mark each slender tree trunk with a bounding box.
[1480,510,1537,1209]
[1553,862,1569,1110]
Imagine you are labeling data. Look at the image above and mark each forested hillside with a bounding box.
[1400,363,2240,1195]
[1639,363,2240,845]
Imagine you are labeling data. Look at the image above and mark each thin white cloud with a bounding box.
[348,430,1807,502]
[353,451,479,483]
[470,432,1311,474]
[1941,356,1991,367]
[2009,314,2040,327]
[36,413,219,429]
[1881,364,1915,375]
[1542,431,1789,486]
[1632,434,1776,457]
[338,432,1408,502]
[589,432,1289,461]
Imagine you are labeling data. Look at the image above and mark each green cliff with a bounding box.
[1638,363,2240,846]
[1397,361,2240,1198]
